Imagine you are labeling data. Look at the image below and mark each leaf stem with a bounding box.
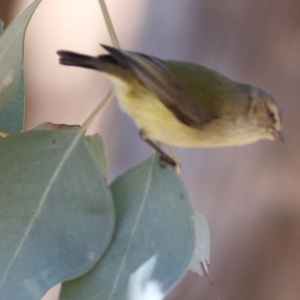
[81,88,115,133]
[98,0,120,49]
[80,0,119,133]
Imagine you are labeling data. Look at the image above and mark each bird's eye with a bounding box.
[268,111,275,121]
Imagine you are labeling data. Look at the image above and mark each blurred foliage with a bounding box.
[0,0,41,133]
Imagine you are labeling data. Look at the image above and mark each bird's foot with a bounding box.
[139,130,181,173]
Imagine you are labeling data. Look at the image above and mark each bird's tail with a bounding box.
[57,51,99,70]
[57,49,132,81]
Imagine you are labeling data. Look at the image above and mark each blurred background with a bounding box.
[1,0,300,299]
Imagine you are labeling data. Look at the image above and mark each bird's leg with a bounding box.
[139,130,180,172]
[167,144,181,173]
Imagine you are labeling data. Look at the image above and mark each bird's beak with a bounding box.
[273,130,284,143]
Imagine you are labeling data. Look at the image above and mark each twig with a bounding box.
[200,260,222,300]
[98,0,120,49]
[82,1,119,132]
[81,88,115,132]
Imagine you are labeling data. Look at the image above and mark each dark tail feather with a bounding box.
[100,44,131,69]
[57,51,99,70]
[57,48,135,82]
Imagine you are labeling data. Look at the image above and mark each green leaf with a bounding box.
[60,155,195,300]
[0,68,25,133]
[189,212,210,276]
[0,123,115,300]
[0,0,42,133]
[85,134,107,175]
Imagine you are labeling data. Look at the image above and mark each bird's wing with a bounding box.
[101,45,213,128]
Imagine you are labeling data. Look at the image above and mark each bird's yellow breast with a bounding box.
[110,77,265,147]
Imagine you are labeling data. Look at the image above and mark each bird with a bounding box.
[57,45,283,167]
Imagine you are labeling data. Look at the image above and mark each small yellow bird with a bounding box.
[57,45,283,166]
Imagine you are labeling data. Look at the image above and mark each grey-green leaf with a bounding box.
[0,123,114,299]
[0,71,25,133]
[0,0,42,133]
[85,134,107,175]
[60,155,195,300]
[189,212,210,276]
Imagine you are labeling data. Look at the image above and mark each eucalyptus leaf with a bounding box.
[85,134,106,175]
[0,123,114,300]
[0,69,25,133]
[189,212,210,276]
[0,0,42,133]
[60,155,195,300]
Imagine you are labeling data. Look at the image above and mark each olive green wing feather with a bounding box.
[101,45,215,128]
